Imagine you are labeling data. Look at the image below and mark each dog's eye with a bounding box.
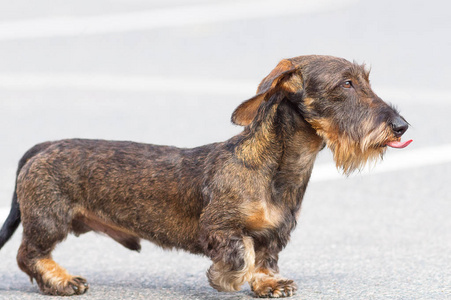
[342,81,352,89]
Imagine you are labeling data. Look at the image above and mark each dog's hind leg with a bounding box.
[17,244,88,296]
[17,222,89,295]
[16,194,88,295]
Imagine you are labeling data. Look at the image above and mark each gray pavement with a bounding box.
[0,0,450,299]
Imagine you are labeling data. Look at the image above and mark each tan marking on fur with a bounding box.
[303,97,315,110]
[73,208,140,250]
[256,59,296,94]
[308,117,339,142]
[73,208,138,238]
[252,257,278,275]
[242,201,283,231]
[236,105,279,166]
[252,273,279,289]
[360,122,393,151]
[280,72,303,94]
[34,259,72,287]
[359,117,378,150]
[232,94,266,126]
[208,236,255,292]
[233,59,298,126]
[308,117,391,174]
[250,270,297,298]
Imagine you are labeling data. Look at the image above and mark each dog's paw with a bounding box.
[40,275,89,296]
[251,277,297,298]
[33,258,89,296]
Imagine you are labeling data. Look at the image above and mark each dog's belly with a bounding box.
[71,206,204,254]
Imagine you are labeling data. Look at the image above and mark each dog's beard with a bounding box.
[328,138,387,175]
[312,121,392,175]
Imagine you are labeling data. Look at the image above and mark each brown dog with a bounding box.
[0,55,411,297]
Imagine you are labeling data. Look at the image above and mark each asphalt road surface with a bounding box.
[0,0,450,299]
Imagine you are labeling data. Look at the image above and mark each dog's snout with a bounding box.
[390,116,408,137]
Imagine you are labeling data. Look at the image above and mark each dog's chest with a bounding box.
[241,200,286,233]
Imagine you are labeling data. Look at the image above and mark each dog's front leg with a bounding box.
[206,234,255,292]
[249,245,297,298]
[199,208,255,292]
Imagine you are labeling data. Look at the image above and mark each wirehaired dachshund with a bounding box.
[0,55,411,297]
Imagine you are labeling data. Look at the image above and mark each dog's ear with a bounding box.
[231,59,298,126]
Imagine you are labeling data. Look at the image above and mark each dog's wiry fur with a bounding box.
[0,55,409,297]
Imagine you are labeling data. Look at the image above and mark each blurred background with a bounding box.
[0,0,450,299]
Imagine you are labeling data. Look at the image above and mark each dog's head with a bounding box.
[232,55,411,174]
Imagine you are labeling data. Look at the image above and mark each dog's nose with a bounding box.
[390,116,409,137]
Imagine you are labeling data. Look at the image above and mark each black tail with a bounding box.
[0,142,53,249]
[0,186,21,249]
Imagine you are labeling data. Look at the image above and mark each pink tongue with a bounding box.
[386,139,413,149]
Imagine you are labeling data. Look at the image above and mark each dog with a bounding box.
[0,55,411,297]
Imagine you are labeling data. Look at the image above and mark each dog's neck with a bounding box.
[234,99,324,209]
